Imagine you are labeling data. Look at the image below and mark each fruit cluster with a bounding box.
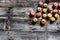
[29,0,60,25]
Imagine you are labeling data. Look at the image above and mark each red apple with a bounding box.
[58,3,60,9]
[47,7,52,12]
[38,1,43,7]
[45,0,50,3]
[53,9,58,14]
[30,10,35,17]
[53,2,58,8]
[36,12,42,18]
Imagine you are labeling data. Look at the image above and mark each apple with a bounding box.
[58,10,60,14]
[30,10,35,17]
[36,12,42,18]
[41,19,46,24]
[58,3,60,9]
[43,3,48,8]
[42,8,47,13]
[42,14,47,19]
[47,13,52,18]
[37,7,42,12]
[32,18,38,23]
[38,1,43,7]
[47,7,52,12]
[53,9,58,14]
[54,14,59,19]
[52,2,58,8]
[50,17,55,22]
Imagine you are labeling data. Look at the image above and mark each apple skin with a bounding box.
[58,3,60,9]
[54,14,59,19]
[58,10,60,14]
[36,12,42,18]
[50,17,55,22]
[45,0,50,3]
[30,10,35,17]
[52,2,58,8]
[42,8,47,13]
[47,7,52,12]
[42,14,47,19]
[38,1,43,7]
[53,9,58,14]
[43,3,48,8]
[32,18,38,23]
[47,13,52,18]
[37,7,42,12]
[41,19,46,24]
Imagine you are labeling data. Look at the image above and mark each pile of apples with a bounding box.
[29,0,60,25]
